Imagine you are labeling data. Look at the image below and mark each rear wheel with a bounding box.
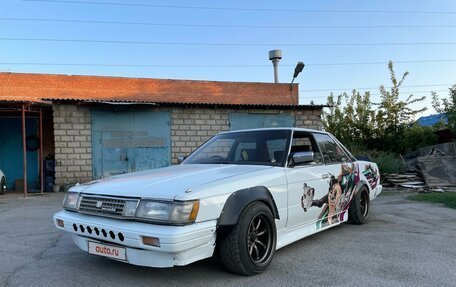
[0,177,6,195]
[219,202,276,276]
[348,186,370,224]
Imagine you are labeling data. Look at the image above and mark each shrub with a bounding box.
[352,149,404,174]
[400,124,438,154]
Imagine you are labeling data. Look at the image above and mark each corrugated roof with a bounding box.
[0,72,301,106]
[47,98,327,110]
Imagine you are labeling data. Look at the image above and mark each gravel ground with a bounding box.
[0,190,455,287]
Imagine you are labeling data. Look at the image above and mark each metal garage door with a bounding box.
[230,113,295,131]
[92,110,171,179]
[0,118,38,189]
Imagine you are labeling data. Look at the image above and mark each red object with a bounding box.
[0,72,299,106]
[39,108,44,194]
[21,104,27,198]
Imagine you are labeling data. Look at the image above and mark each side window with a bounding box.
[289,132,323,165]
[313,133,349,164]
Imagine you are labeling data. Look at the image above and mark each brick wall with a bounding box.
[171,107,230,163]
[53,104,322,184]
[294,109,323,130]
[53,104,92,185]
[170,107,322,164]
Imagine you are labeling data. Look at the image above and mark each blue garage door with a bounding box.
[92,110,171,179]
[230,113,295,131]
[0,118,38,189]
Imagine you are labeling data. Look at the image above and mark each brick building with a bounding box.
[0,72,323,190]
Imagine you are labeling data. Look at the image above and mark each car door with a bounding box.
[311,132,358,229]
[285,131,329,229]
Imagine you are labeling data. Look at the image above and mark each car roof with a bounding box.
[218,127,329,135]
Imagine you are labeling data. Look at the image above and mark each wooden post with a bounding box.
[39,108,44,194]
[21,104,28,198]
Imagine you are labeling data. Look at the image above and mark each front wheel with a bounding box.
[348,186,370,224]
[0,177,6,195]
[219,202,276,276]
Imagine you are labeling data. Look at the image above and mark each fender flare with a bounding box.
[347,180,370,212]
[217,186,280,226]
[354,179,370,197]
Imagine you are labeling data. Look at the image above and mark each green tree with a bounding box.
[323,90,375,149]
[432,85,456,134]
[377,62,426,129]
[322,61,429,153]
[401,124,438,153]
[374,61,427,151]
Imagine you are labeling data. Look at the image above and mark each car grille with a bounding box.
[78,195,138,218]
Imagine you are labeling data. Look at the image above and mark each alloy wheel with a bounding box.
[360,191,369,218]
[247,213,274,266]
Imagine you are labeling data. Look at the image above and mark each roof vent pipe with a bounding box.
[269,49,282,83]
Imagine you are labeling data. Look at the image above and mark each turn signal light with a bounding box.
[142,236,160,247]
[190,200,200,221]
[56,219,64,228]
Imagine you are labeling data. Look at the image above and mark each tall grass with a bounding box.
[369,151,405,174]
[350,147,404,174]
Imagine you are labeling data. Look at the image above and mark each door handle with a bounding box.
[322,173,330,179]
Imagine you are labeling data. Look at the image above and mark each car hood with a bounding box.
[71,164,272,199]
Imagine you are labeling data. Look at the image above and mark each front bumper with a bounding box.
[373,183,383,199]
[53,210,217,267]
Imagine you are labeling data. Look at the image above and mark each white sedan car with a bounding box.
[54,128,382,275]
[0,170,6,194]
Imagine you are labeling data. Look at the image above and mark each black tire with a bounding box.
[348,186,370,225]
[0,177,5,195]
[219,202,276,276]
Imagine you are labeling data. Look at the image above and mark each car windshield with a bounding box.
[183,130,291,166]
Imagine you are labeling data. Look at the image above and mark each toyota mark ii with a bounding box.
[54,128,382,275]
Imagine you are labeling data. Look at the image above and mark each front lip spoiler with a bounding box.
[54,210,217,251]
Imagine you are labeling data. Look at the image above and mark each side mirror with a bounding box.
[177,156,186,164]
[292,151,314,165]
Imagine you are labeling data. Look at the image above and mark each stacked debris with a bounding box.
[382,172,425,189]
[382,142,456,191]
[416,148,456,187]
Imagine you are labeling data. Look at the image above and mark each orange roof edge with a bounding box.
[0,72,299,106]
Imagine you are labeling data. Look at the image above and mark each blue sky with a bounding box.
[1,0,455,116]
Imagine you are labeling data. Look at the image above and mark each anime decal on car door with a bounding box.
[300,163,359,230]
[300,183,315,212]
[362,164,379,189]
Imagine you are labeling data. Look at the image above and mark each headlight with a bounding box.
[136,200,199,224]
[63,192,80,210]
[136,201,170,221]
[123,200,139,217]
